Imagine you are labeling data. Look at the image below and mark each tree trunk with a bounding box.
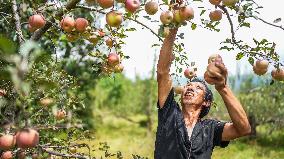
[248,113,257,138]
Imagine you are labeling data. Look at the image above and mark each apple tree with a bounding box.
[0,0,284,158]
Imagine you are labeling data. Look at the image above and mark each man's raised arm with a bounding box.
[157,28,178,108]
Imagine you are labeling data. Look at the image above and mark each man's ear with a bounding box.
[202,100,211,108]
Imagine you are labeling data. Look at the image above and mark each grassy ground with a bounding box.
[80,112,284,159]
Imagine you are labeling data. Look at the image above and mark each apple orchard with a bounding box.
[0,0,284,158]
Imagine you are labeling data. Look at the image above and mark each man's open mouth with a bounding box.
[184,91,194,97]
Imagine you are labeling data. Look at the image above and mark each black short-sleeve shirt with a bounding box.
[154,88,229,159]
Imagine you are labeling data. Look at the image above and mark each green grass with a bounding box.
[80,112,284,159]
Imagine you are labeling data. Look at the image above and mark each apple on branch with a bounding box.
[209,10,222,21]
[145,1,158,15]
[125,0,140,13]
[106,11,123,27]
[271,68,284,81]
[60,17,75,33]
[184,68,197,80]
[16,129,39,149]
[0,134,16,150]
[75,18,89,32]
[160,11,174,25]
[97,0,114,9]
[28,14,46,32]
[1,151,13,159]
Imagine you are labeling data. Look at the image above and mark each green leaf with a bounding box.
[191,23,197,30]
[0,36,16,55]
[240,22,250,28]
[236,52,244,60]
[248,57,254,66]
[179,68,182,73]
[200,10,206,16]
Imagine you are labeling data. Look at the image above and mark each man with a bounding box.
[155,28,251,159]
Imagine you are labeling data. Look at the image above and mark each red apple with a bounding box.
[108,53,120,67]
[179,6,194,21]
[222,0,238,6]
[125,0,140,13]
[114,64,124,73]
[255,60,269,70]
[184,68,196,79]
[16,129,39,149]
[97,0,114,9]
[28,14,46,29]
[145,1,158,15]
[75,18,89,32]
[60,17,75,32]
[209,10,222,21]
[271,68,284,81]
[209,0,221,5]
[55,110,66,120]
[253,65,267,76]
[160,11,173,25]
[1,151,13,159]
[0,134,16,150]
[106,11,123,27]
[174,86,184,94]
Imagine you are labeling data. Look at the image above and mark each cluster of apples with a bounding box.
[208,0,239,22]
[39,97,67,120]
[253,60,284,81]
[0,129,39,159]
[101,53,124,75]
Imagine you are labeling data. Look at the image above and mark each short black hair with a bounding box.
[190,78,213,118]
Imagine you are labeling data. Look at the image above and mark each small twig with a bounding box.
[255,16,284,31]
[11,0,25,44]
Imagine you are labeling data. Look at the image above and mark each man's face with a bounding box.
[181,82,206,107]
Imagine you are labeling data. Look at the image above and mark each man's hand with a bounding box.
[204,61,228,91]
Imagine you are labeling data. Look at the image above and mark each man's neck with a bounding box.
[182,105,201,128]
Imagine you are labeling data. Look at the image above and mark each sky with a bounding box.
[120,0,284,80]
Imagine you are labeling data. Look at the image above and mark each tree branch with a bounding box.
[11,0,25,44]
[31,0,81,41]
[255,17,284,31]
[76,5,163,42]
[218,5,283,66]
[40,147,88,159]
